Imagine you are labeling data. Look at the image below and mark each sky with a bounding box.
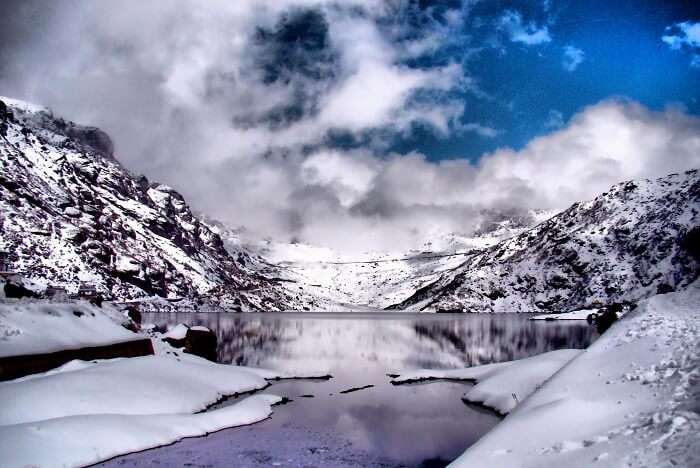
[1,0,699,252]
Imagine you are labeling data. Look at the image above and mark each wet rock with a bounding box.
[594,307,618,334]
[184,327,218,361]
[126,306,142,325]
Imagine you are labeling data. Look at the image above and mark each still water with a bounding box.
[99,313,598,468]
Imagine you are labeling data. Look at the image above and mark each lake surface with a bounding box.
[99,313,598,468]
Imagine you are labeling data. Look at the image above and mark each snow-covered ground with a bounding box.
[0,355,273,426]
[448,282,700,467]
[0,393,281,468]
[391,349,581,415]
[530,308,597,321]
[0,300,139,357]
[0,352,286,468]
[0,300,326,468]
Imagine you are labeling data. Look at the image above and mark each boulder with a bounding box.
[4,281,38,299]
[184,327,218,362]
[125,306,142,325]
[63,207,81,218]
[163,324,217,361]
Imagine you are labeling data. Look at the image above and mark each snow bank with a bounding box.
[530,309,595,321]
[0,300,315,467]
[0,393,281,468]
[450,282,700,468]
[391,349,580,414]
[0,354,271,425]
[0,301,138,358]
[0,352,288,467]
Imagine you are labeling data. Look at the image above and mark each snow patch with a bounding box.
[0,301,139,358]
[449,282,700,467]
[0,393,281,468]
[392,349,581,414]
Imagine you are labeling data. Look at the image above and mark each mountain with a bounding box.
[388,170,700,312]
[0,97,307,311]
[207,209,552,310]
[2,96,697,313]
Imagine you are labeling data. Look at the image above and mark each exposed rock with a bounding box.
[4,281,38,299]
[125,306,142,325]
[162,325,218,361]
[184,327,218,361]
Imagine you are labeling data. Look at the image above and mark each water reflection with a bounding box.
[104,314,599,468]
[143,312,598,372]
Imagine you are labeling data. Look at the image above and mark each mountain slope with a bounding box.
[0,97,304,310]
[210,210,555,310]
[390,170,700,312]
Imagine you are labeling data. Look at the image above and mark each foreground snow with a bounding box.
[391,349,581,415]
[450,282,700,468]
[0,354,273,425]
[0,393,281,468]
[0,300,332,468]
[0,301,139,357]
[0,354,284,468]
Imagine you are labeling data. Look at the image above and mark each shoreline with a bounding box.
[449,283,700,467]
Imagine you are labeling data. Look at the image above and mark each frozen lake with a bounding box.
[97,313,599,468]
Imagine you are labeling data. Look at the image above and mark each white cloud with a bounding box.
[662,21,700,49]
[662,21,700,67]
[470,100,700,209]
[460,122,501,138]
[2,3,700,253]
[562,45,585,71]
[498,10,551,46]
[267,100,700,252]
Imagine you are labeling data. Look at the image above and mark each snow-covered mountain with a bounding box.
[208,210,552,310]
[389,170,700,312]
[0,97,307,311]
[2,96,697,313]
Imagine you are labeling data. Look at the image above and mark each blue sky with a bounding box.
[391,0,700,161]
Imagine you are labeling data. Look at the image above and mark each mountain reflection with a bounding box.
[143,313,598,372]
